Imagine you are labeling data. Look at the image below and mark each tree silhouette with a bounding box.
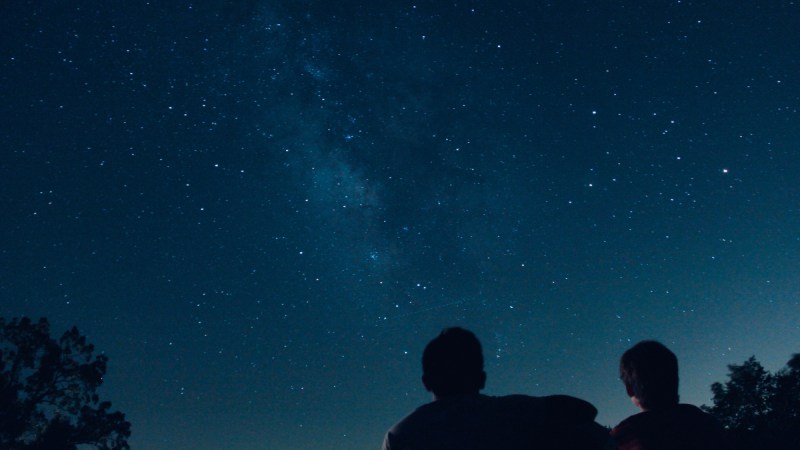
[704,356,774,433]
[0,317,130,450]
[704,354,800,450]
[771,353,800,450]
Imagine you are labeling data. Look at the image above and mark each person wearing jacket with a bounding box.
[382,327,610,450]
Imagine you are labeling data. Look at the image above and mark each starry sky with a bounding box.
[2,1,799,449]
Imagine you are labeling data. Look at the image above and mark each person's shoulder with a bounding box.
[610,410,653,450]
[673,404,728,433]
[610,408,657,444]
[674,403,713,418]
[614,409,649,427]
[386,400,439,434]
[661,404,722,428]
[383,400,442,450]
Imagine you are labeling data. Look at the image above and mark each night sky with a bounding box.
[2,1,800,449]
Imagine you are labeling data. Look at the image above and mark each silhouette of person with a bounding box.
[610,340,733,450]
[382,327,610,450]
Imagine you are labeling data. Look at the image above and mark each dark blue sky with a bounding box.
[2,1,799,449]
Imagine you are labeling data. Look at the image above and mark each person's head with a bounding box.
[421,327,486,399]
[619,340,679,410]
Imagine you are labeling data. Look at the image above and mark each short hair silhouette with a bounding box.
[619,340,679,410]
[421,327,486,398]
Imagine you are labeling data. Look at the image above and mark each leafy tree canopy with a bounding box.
[0,317,130,450]
[704,353,800,450]
[704,356,774,432]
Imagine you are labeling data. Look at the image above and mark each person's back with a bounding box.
[611,403,729,450]
[385,393,604,450]
[385,394,542,449]
[382,327,609,450]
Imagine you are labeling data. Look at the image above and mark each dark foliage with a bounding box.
[703,353,800,450]
[0,317,130,450]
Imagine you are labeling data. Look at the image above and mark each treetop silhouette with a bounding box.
[0,317,131,450]
[704,353,800,450]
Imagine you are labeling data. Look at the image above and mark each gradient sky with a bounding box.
[2,1,799,449]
